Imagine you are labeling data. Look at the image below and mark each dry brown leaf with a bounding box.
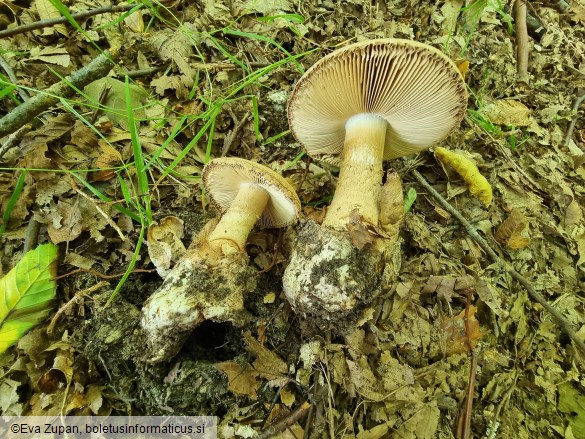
[346,356,386,401]
[565,200,583,226]
[348,209,377,250]
[147,216,187,277]
[92,141,123,182]
[215,361,259,400]
[441,305,483,355]
[379,171,403,237]
[29,46,70,67]
[495,209,530,250]
[35,0,68,36]
[244,332,288,382]
[124,9,145,33]
[46,200,83,244]
[482,99,531,126]
[421,276,476,301]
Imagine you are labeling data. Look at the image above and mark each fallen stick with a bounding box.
[0,5,136,39]
[412,169,585,356]
[258,401,311,439]
[563,93,585,149]
[514,0,530,84]
[0,50,118,138]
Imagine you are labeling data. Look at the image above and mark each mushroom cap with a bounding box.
[288,39,467,163]
[202,157,301,228]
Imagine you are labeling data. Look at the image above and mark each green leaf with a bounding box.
[0,244,58,353]
[404,187,417,213]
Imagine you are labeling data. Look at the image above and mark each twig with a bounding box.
[456,289,478,439]
[0,5,136,39]
[563,93,585,149]
[0,50,118,139]
[514,0,530,84]
[412,170,585,356]
[257,401,311,439]
[54,267,156,281]
[0,124,32,161]
[221,108,250,156]
[47,280,109,334]
[457,351,477,439]
[72,187,127,241]
[23,218,41,252]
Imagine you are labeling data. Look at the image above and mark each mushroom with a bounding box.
[141,157,300,363]
[283,39,467,321]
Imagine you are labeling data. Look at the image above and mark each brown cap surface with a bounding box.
[288,39,467,163]
[202,157,301,228]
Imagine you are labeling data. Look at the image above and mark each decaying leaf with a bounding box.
[45,199,84,244]
[84,78,149,130]
[435,147,493,207]
[441,305,483,355]
[29,46,70,67]
[495,209,530,249]
[244,332,288,383]
[565,200,583,226]
[482,99,531,127]
[0,244,58,354]
[346,356,386,401]
[215,361,259,400]
[421,275,475,302]
[348,209,377,250]
[147,216,187,278]
[35,0,68,36]
[379,171,404,237]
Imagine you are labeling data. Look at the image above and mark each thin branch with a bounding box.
[514,0,530,84]
[258,401,311,439]
[53,267,156,281]
[0,50,118,138]
[0,5,136,39]
[412,170,585,356]
[47,281,109,334]
[563,93,585,149]
[0,124,31,161]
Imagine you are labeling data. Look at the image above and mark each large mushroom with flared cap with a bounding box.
[142,158,300,363]
[283,39,467,321]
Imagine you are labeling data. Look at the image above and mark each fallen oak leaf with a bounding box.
[495,209,530,249]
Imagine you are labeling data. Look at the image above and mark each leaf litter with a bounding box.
[0,0,584,437]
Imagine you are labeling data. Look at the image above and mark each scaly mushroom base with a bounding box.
[283,220,401,323]
[141,218,255,363]
[141,244,253,363]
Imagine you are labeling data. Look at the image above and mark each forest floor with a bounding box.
[0,0,585,438]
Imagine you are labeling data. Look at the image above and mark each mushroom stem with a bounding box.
[323,113,387,229]
[207,183,270,253]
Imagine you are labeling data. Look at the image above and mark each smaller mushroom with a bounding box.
[141,158,300,363]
